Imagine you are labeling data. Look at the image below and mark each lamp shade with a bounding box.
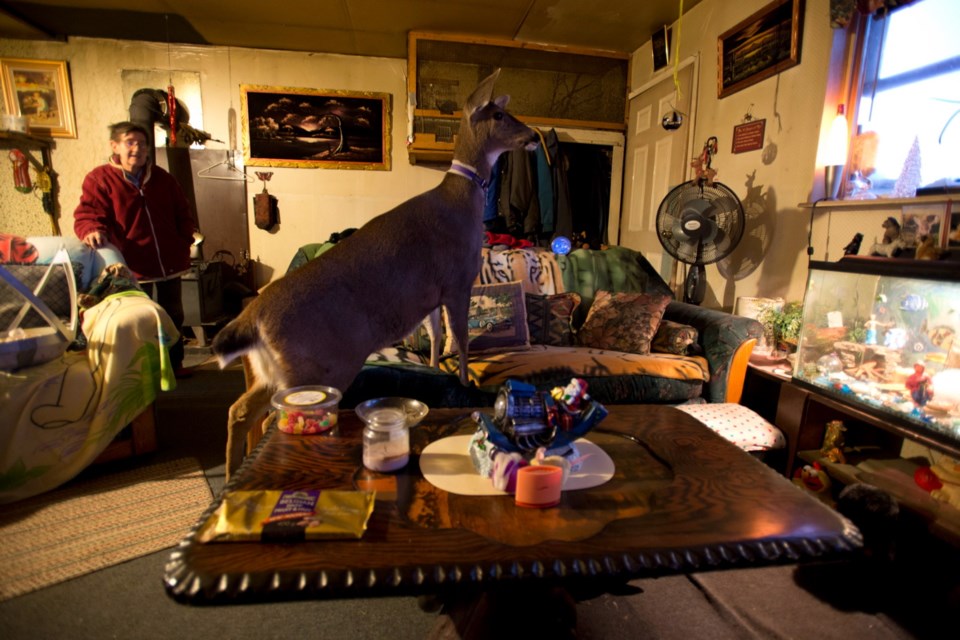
[818,104,849,167]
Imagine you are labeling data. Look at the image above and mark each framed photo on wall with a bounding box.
[948,206,960,248]
[0,58,77,138]
[240,85,392,170]
[901,204,947,249]
[717,0,804,99]
[652,26,672,71]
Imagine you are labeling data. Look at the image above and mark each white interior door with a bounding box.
[619,57,697,286]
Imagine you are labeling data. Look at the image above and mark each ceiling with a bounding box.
[0,0,702,58]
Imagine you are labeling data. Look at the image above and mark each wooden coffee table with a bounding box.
[164,405,860,605]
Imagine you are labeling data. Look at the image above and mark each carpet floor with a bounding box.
[0,354,956,638]
[0,457,211,602]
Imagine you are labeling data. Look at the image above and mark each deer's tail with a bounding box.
[211,316,259,369]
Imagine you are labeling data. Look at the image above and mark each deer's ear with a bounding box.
[465,68,501,116]
[493,94,510,109]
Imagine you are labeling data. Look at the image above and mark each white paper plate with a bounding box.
[419,435,615,496]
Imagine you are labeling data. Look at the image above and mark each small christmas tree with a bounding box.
[893,136,922,198]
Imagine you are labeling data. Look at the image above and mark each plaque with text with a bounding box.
[732,119,765,154]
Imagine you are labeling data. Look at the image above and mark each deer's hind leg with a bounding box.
[424,307,442,369]
[443,294,472,386]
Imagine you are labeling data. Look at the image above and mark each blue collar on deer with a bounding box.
[448,160,489,190]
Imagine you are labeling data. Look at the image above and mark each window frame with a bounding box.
[838,2,960,197]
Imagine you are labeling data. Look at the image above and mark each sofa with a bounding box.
[0,235,178,503]
[287,242,763,411]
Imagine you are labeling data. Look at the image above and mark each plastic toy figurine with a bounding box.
[470,378,608,479]
[474,378,607,454]
[869,216,903,257]
[905,363,934,406]
[820,420,847,464]
[792,462,833,505]
[864,314,878,345]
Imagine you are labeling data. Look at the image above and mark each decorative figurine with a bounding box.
[820,420,847,464]
[881,216,901,244]
[869,217,903,257]
[864,314,878,345]
[470,378,608,480]
[842,232,863,256]
[905,363,934,406]
[915,234,942,260]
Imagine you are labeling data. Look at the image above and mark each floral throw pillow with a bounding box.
[651,319,699,355]
[576,291,670,355]
[444,281,530,354]
[525,292,581,346]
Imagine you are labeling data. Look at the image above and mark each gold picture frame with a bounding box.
[717,0,804,99]
[241,85,392,170]
[1,58,77,138]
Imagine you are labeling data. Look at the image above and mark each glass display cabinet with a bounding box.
[406,32,628,164]
[793,257,960,458]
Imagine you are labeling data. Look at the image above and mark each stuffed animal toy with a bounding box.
[836,482,899,563]
[915,234,942,260]
[792,462,833,505]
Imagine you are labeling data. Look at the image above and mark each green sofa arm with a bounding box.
[664,301,763,403]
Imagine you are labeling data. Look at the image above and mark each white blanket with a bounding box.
[0,293,177,503]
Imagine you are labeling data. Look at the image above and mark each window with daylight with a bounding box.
[849,0,960,196]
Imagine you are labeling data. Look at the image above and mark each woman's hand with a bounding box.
[82,230,107,249]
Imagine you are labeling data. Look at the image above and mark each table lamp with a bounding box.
[818,104,849,200]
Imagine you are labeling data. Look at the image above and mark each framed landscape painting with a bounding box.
[0,58,77,138]
[240,85,392,170]
[717,0,804,99]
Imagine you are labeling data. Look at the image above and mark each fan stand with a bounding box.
[684,264,707,305]
[655,136,745,308]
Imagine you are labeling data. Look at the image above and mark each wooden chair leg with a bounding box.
[241,355,268,456]
[130,402,158,454]
[93,402,158,464]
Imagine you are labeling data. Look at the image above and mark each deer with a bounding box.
[212,69,538,478]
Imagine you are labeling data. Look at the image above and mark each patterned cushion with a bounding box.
[675,403,786,452]
[366,346,430,366]
[525,292,580,346]
[576,291,670,355]
[0,263,79,329]
[0,234,39,264]
[437,344,708,403]
[397,319,434,354]
[445,281,530,354]
[557,247,673,328]
[651,319,698,355]
[477,248,563,295]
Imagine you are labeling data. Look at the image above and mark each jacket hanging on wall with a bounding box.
[254,171,278,230]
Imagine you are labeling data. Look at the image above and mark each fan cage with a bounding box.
[656,181,745,266]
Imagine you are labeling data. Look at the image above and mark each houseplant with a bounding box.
[759,300,803,355]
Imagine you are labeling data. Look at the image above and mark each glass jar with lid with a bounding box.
[361,407,410,472]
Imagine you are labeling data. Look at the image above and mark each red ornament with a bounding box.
[167,85,177,146]
[914,466,943,492]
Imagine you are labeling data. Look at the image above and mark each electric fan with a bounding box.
[655,140,745,305]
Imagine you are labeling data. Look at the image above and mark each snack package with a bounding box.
[197,489,375,543]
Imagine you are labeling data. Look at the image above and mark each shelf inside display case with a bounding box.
[792,257,960,458]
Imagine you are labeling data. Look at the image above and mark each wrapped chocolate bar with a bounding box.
[197,489,375,543]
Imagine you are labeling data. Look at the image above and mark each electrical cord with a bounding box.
[807,197,828,265]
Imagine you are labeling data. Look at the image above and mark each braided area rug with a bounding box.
[0,457,211,602]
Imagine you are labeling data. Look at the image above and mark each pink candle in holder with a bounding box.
[514,465,562,508]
